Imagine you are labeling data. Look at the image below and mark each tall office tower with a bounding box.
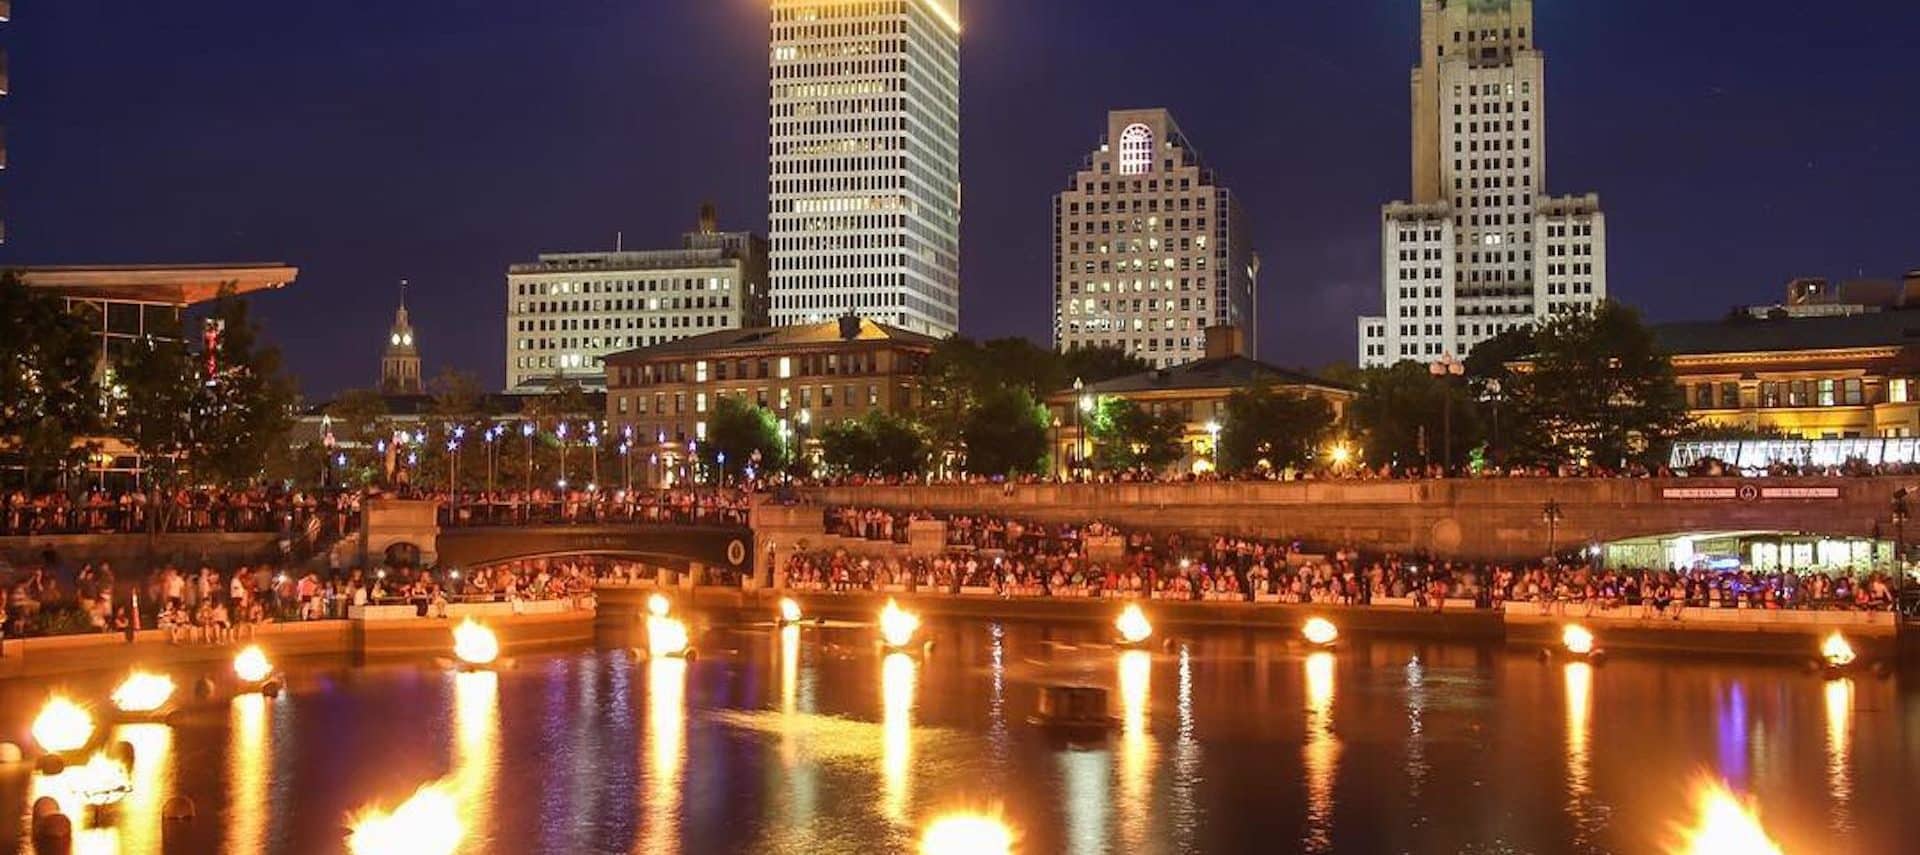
[1357,0,1606,368]
[1053,108,1256,367]
[2,0,12,243]
[768,0,962,338]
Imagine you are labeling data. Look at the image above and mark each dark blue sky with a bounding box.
[4,0,1916,398]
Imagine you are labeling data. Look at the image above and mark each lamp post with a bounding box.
[557,421,570,491]
[1542,499,1564,565]
[521,421,535,509]
[1205,420,1223,473]
[1485,377,1503,467]
[588,433,601,491]
[1051,417,1063,481]
[484,426,499,495]
[1073,377,1091,479]
[1893,488,1910,602]
[1429,354,1464,474]
[797,408,812,477]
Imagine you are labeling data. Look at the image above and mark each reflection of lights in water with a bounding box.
[453,671,500,849]
[1115,604,1152,643]
[115,722,175,854]
[779,597,803,623]
[1302,617,1338,647]
[32,695,95,753]
[1404,656,1428,804]
[646,616,690,657]
[1118,650,1155,852]
[779,624,802,769]
[882,652,917,823]
[227,693,269,855]
[880,599,920,648]
[1824,678,1853,833]
[1059,747,1108,855]
[28,754,124,853]
[639,658,687,855]
[453,619,501,666]
[1668,777,1784,855]
[1302,652,1339,854]
[1715,683,1749,785]
[1168,644,1200,850]
[1821,632,1855,667]
[1563,624,1595,656]
[347,782,463,855]
[112,671,177,713]
[234,645,273,683]
[1564,662,1595,842]
[647,593,671,618]
[920,813,1013,855]
[988,622,1008,760]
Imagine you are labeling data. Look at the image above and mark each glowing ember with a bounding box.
[1115,604,1153,644]
[347,781,464,855]
[111,671,177,714]
[66,751,134,807]
[234,645,274,684]
[1563,624,1596,656]
[647,616,690,657]
[647,593,672,618]
[452,619,500,666]
[879,599,921,648]
[1821,631,1856,667]
[1302,617,1339,647]
[1669,777,1784,855]
[920,812,1013,855]
[779,597,803,624]
[31,696,95,754]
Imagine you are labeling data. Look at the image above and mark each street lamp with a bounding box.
[1205,420,1223,472]
[557,421,570,493]
[1893,488,1910,601]
[798,408,812,477]
[1073,377,1091,478]
[1429,354,1464,474]
[1051,417,1063,481]
[1542,499,1564,565]
[521,421,535,504]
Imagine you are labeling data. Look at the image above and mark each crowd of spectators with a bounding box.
[1,488,354,537]
[433,487,752,528]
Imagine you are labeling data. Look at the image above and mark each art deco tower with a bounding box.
[381,284,423,394]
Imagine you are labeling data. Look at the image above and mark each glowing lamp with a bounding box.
[647,616,691,658]
[920,813,1013,855]
[1562,624,1596,657]
[879,599,921,648]
[1672,777,1783,855]
[779,598,803,624]
[1302,617,1339,647]
[111,672,177,714]
[647,593,671,618]
[347,781,464,855]
[1115,604,1153,645]
[452,619,500,666]
[32,696,95,754]
[234,646,274,684]
[1821,632,1856,668]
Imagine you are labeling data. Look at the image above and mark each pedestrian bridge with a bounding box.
[358,500,757,577]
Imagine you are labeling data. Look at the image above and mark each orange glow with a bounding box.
[880,599,920,648]
[452,619,500,666]
[1115,604,1153,644]
[1302,617,1339,647]
[1821,632,1855,667]
[1669,777,1784,855]
[32,695,95,754]
[347,781,463,855]
[1563,624,1596,656]
[111,671,177,714]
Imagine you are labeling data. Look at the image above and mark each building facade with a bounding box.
[768,0,962,338]
[381,288,423,394]
[1052,108,1256,367]
[1358,0,1607,367]
[603,316,937,462]
[504,208,769,392]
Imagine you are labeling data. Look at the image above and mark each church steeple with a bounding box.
[381,280,423,394]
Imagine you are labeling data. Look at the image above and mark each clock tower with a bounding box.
[380,282,423,394]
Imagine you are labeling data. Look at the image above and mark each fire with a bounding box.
[920,812,1013,855]
[1302,617,1339,647]
[67,751,134,807]
[647,616,690,657]
[647,593,672,618]
[32,696,95,754]
[347,781,464,855]
[1669,777,1784,855]
[879,599,921,648]
[452,619,500,666]
[1563,624,1596,656]
[1115,604,1153,644]
[1821,631,1856,667]
[779,597,803,623]
[234,645,274,684]
[111,671,177,714]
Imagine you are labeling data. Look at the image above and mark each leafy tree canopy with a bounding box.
[1217,384,1335,474]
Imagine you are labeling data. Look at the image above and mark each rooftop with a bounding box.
[1653,310,1920,357]
[1059,356,1353,398]
[10,263,298,305]
[605,317,941,364]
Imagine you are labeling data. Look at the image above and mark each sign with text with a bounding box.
[1660,485,1841,501]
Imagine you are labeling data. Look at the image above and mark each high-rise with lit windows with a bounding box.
[768,0,961,338]
[1053,108,1256,367]
[1357,0,1606,368]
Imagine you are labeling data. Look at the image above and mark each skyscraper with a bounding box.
[768,0,962,338]
[1358,0,1607,368]
[1053,108,1256,367]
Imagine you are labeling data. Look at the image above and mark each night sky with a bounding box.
[4,0,1916,399]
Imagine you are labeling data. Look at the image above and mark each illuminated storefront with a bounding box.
[1603,531,1889,574]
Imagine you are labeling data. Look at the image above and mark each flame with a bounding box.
[920,812,1013,855]
[1821,632,1855,667]
[647,616,690,657]
[1563,624,1596,656]
[1669,777,1784,855]
[880,599,920,648]
[112,671,178,714]
[1115,604,1153,644]
[1302,617,1339,647]
[68,751,134,807]
[452,619,501,666]
[347,781,464,855]
[647,593,672,618]
[780,597,803,623]
[32,696,95,754]
[234,645,273,684]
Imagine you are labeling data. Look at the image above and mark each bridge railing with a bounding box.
[434,499,749,529]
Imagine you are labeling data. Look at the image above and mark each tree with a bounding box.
[820,410,930,477]
[0,272,104,488]
[1087,398,1187,474]
[1217,385,1335,474]
[1505,301,1691,468]
[111,336,197,493]
[190,293,297,486]
[322,388,391,488]
[1348,361,1482,469]
[960,387,1049,476]
[1062,346,1152,386]
[698,396,786,480]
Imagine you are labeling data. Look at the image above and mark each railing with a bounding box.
[1,503,337,538]
[436,499,748,529]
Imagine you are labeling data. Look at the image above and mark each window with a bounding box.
[1118,123,1154,175]
[1891,378,1911,404]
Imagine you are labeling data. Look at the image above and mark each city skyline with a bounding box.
[0,0,1915,397]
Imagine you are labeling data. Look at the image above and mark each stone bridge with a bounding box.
[356,499,759,581]
[793,476,1920,562]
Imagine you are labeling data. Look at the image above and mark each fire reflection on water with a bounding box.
[1302,652,1339,854]
[1824,677,1853,834]
[1117,650,1155,853]
[227,693,269,855]
[452,671,500,849]
[882,652,917,824]
[638,658,686,855]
